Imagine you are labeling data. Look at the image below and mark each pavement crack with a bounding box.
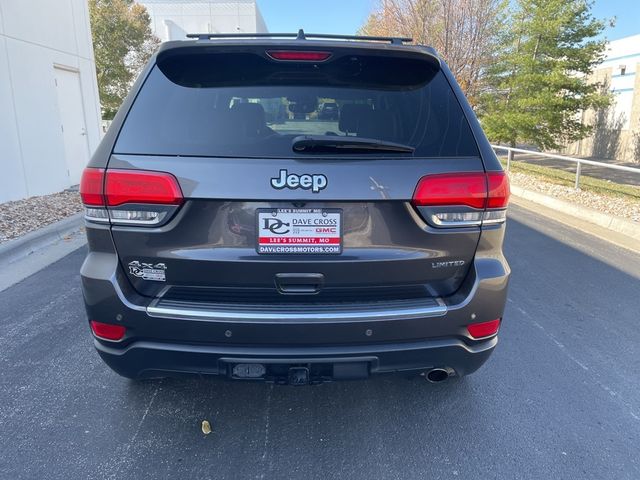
[129,380,162,447]
[258,384,273,480]
[530,319,589,371]
[529,318,639,421]
[106,380,162,480]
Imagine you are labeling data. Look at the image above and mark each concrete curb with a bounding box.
[510,185,640,241]
[0,213,85,265]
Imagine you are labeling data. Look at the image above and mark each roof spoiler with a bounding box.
[186,28,413,46]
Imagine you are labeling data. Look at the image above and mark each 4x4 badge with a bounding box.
[128,260,167,282]
[271,169,327,193]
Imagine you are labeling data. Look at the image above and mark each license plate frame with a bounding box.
[256,208,343,255]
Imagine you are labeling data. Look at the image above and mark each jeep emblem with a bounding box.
[270,169,327,193]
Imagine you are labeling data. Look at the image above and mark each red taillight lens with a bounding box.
[467,319,501,339]
[81,169,183,225]
[266,50,332,61]
[105,170,183,206]
[80,168,105,206]
[412,171,510,227]
[487,172,510,208]
[90,320,126,341]
[412,173,487,209]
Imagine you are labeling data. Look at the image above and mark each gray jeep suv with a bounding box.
[80,31,510,384]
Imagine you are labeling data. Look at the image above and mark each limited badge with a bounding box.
[128,260,167,281]
[431,260,465,269]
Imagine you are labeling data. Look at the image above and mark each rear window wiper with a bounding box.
[292,135,415,154]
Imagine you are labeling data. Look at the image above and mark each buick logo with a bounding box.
[271,169,327,193]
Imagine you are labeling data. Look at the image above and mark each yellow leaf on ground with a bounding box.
[201,420,212,435]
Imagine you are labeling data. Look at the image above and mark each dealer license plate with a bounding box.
[257,208,342,254]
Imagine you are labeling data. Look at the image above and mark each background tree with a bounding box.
[479,0,610,149]
[89,0,159,119]
[359,0,507,106]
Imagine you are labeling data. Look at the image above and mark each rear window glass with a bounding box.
[114,50,479,158]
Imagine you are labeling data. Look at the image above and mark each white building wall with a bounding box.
[566,34,640,160]
[139,0,268,42]
[0,0,102,203]
[600,34,640,129]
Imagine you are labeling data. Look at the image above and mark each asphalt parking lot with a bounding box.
[1,203,639,480]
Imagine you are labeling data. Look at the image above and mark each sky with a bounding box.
[257,0,640,41]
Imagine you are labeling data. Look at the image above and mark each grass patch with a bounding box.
[499,158,640,201]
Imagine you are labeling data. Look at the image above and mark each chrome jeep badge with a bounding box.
[271,169,327,193]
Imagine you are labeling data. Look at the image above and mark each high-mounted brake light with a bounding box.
[467,319,501,339]
[412,171,510,227]
[80,168,183,226]
[266,50,332,61]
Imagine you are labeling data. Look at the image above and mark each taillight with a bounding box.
[266,50,332,61]
[80,168,109,223]
[486,171,510,208]
[90,320,126,341]
[80,168,183,226]
[80,168,105,205]
[467,319,501,339]
[413,173,487,209]
[105,170,183,206]
[412,171,509,227]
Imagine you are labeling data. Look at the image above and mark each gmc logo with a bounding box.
[271,169,327,193]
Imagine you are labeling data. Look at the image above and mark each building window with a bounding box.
[619,65,626,76]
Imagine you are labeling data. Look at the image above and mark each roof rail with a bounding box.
[186,29,413,45]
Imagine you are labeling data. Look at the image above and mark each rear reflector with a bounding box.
[90,320,126,341]
[105,170,183,206]
[266,50,332,61]
[467,319,501,339]
[80,168,105,206]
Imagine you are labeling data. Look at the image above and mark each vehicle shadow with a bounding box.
[109,211,640,478]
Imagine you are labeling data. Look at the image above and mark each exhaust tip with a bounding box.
[425,368,450,383]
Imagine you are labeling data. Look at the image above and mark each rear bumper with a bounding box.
[95,335,497,380]
[81,249,509,381]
